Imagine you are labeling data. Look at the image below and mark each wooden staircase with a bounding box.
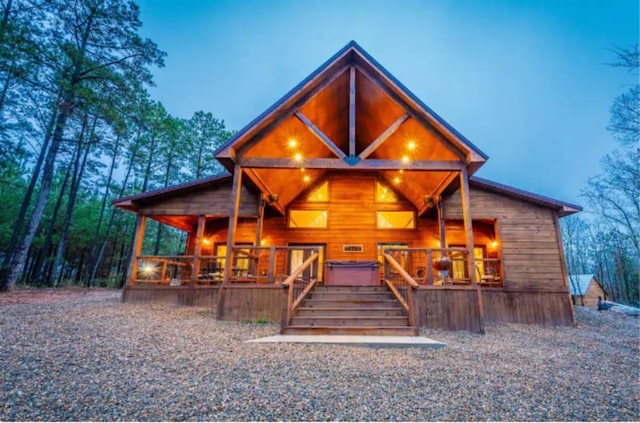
[282,285,419,336]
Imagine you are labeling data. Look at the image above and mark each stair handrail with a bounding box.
[383,252,418,327]
[282,252,319,325]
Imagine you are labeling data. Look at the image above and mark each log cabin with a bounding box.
[114,41,581,334]
[569,274,607,307]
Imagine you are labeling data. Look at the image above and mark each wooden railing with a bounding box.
[383,253,418,327]
[282,251,320,326]
[133,255,194,285]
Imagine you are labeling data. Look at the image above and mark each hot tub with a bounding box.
[325,260,380,286]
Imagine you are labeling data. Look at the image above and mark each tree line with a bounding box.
[0,0,232,291]
[563,45,639,307]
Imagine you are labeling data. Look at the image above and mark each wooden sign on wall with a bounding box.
[343,244,364,253]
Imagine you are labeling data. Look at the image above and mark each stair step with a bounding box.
[291,316,410,326]
[302,299,401,308]
[313,285,388,293]
[308,292,394,301]
[282,326,419,336]
[296,307,406,317]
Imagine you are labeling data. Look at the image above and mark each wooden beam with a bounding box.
[238,157,464,171]
[349,66,356,157]
[235,65,350,158]
[294,111,347,160]
[190,215,205,287]
[358,113,409,160]
[127,214,146,287]
[355,64,468,161]
[459,167,485,334]
[254,198,265,249]
[245,168,285,215]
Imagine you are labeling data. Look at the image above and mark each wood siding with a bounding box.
[122,286,218,307]
[136,184,259,217]
[207,173,494,261]
[481,289,574,325]
[414,287,482,332]
[218,285,284,322]
[444,186,566,291]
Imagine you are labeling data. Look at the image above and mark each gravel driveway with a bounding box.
[1,290,638,421]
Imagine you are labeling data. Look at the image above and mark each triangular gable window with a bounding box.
[376,181,398,202]
[308,180,329,202]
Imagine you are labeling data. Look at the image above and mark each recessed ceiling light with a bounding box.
[288,139,297,148]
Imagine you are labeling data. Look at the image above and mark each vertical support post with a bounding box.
[460,167,485,333]
[437,198,446,249]
[349,66,356,158]
[223,165,243,284]
[127,214,146,287]
[553,214,577,326]
[190,214,205,287]
[253,197,266,277]
[218,165,243,319]
[426,249,433,285]
[268,246,276,284]
[254,197,265,248]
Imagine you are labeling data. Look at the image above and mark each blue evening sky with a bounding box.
[135,0,638,206]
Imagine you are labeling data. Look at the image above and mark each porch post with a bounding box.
[459,167,485,333]
[190,214,206,287]
[218,165,243,319]
[126,214,146,287]
[223,165,243,284]
[437,197,446,248]
[254,197,265,248]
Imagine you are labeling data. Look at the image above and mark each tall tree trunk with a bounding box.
[48,118,94,286]
[84,135,120,285]
[1,101,58,272]
[0,101,72,291]
[87,141,138,285]
[31,142,79,284]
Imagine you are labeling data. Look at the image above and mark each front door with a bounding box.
[288,243,325,282]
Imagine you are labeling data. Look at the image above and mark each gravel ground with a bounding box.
[0,290,638,421]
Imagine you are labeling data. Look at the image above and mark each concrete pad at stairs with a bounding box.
[245,334,446,348]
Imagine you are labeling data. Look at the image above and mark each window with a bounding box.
[376,181,398,202]
[288,210,328,228]
[450,246,485,280]
[307,181,329,202]
[376,211,415,229]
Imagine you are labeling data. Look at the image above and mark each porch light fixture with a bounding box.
[490,240,499,249]
[288,138,298,148]
[407,140,416,151]
[402,155,410,164]
[142,264,155,275]
[393,176,401,184]
[294,153,303,162]
[203,238,210,245]
[303,175,311,183]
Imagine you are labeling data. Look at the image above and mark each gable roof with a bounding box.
[568,274,605,296]
[214,40,488,164]
[470,176,582,217]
